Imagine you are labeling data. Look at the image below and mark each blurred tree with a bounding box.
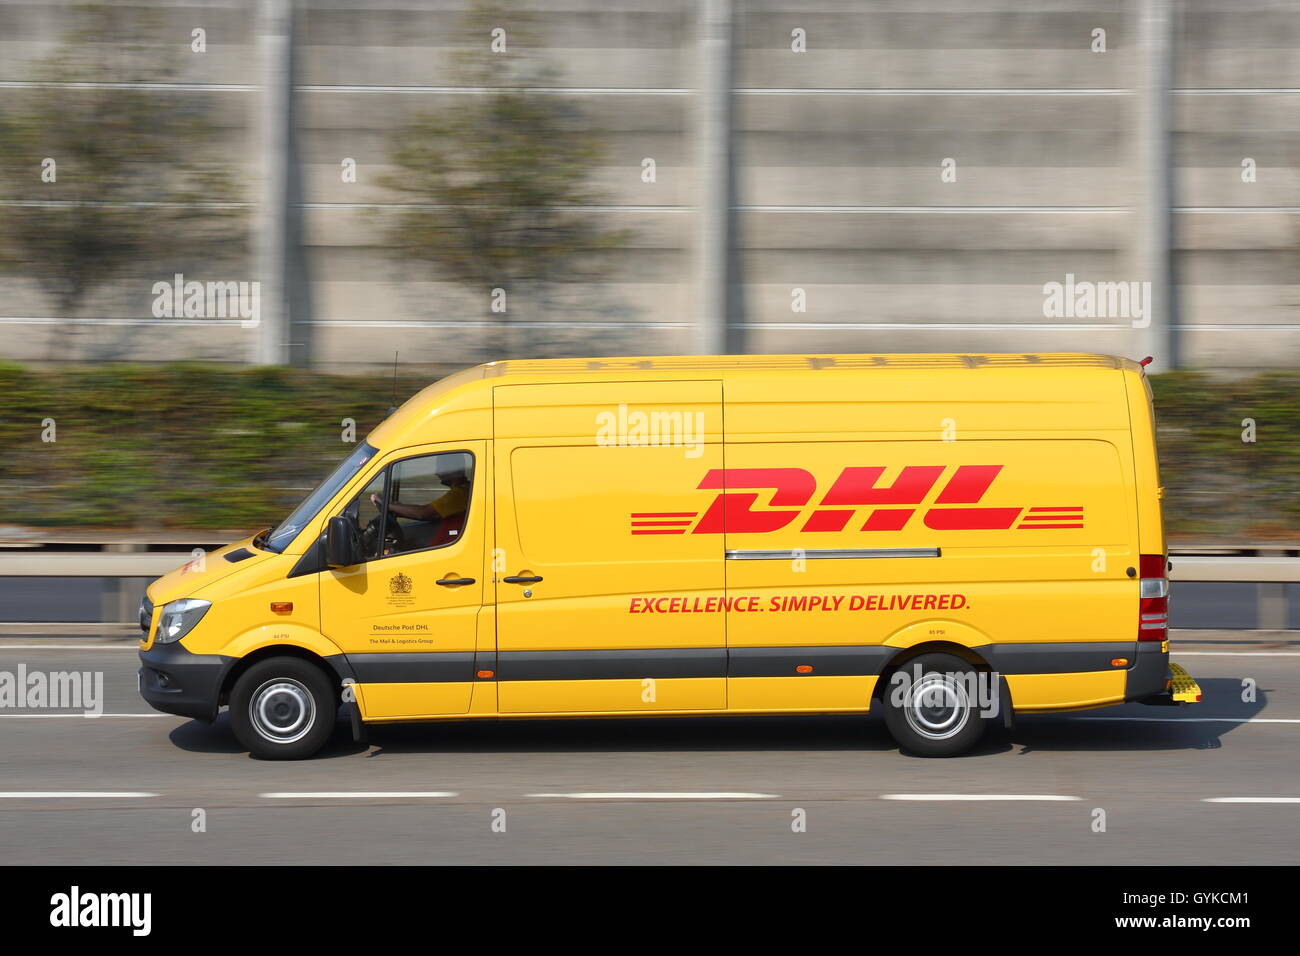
[380,0,628,358]
[0,4,242,359]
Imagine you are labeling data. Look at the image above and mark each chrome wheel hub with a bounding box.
[250,678,315,744]
[903,672,972,741]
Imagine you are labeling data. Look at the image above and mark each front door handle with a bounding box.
[502,575,543,584]
[437,576,476,587]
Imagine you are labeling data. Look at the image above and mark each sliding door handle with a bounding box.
[437,576,476,587]
[502,575,543,584]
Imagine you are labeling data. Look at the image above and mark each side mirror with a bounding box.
[325,515,363,568]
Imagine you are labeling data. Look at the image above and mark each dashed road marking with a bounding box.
[259,791,458,799]
[1175,652,1300,657]
[0,791,158,798]
[880,793,1081,802]
[1203,797,1300,804]
[1074,716,1300,723]
[0,713,170,718]
[0,645,139,650]
[527,792,780,800]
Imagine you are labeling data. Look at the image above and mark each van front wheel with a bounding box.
[880,652,992,757]
[230,657,336,760]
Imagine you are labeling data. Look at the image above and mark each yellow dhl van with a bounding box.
[138,353,1200,759]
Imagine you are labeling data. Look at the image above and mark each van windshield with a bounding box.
[262,442,378,553]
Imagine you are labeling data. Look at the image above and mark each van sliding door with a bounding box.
[492,380,727,714]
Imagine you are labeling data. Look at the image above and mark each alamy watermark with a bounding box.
[595,403,705,458]
[0,665,104,716]
[888,664,1002,720]
[152,273,260,328]
[49,886,150,936]
[1042,273,1153,328]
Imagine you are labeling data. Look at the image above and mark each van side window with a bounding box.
[351,471,389,560]
[344,451,475,561]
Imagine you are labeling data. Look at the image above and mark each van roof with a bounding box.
[471,352,1136,378]
[369,353,1138,448]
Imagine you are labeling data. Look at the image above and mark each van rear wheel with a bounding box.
[230,657,336,760]
[881,652,992,757]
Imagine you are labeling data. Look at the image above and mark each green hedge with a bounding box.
[1150,371,1300,541]
[0,363,1296,541]
[0,362,426,533]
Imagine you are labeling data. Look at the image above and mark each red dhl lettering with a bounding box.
[629,466,1083,534]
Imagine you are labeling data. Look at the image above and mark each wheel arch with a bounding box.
[872,641,996,702]
[218,644,346,708]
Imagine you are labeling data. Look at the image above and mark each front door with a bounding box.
[319,441,487,718]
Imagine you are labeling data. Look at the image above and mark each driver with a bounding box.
[370,467,469,524]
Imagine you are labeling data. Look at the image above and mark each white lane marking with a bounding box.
[880,794,1081,802]
[1074,717,1300,723]
[1203,797,1300,804]
[0,645,139,650]
[1174,652,1300,657]
[0,791,158,798]
[259,792,458,799]
[0,713,170,718]
[527,792,779,800]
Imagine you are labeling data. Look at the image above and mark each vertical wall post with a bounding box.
[254,0,292,365]
[694,0,733,356]
[1134,0,1179,369]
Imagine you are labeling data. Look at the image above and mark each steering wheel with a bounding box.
[362,510,406,556]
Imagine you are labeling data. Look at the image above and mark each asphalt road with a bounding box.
[0,632,1295,865]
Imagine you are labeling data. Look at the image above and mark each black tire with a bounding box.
[229,657,337,760]
[880,652,994,757]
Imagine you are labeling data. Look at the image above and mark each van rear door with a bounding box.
[716,435,1138,710]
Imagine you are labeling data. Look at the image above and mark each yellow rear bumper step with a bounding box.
[1170,662,1202,703]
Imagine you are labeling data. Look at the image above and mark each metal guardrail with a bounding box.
[0,529,243,548]
[0,543,223,627]
[1168,557,1300,583]
[0,553,191,576]
[0,535,245,628]
[2,529,1299,554]
[0,545,1296,629]
[0,551,1297,581]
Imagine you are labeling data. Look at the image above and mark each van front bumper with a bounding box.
[138,642,234,723]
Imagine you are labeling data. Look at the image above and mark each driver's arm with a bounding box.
[370,494,435,521]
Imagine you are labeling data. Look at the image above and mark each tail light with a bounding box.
[1138,553,1168,642]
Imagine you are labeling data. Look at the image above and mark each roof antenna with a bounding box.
[387,350,399,417]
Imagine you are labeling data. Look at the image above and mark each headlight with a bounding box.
[154,599,211,644]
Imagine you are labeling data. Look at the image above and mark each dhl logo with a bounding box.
[630,466,1084,535]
